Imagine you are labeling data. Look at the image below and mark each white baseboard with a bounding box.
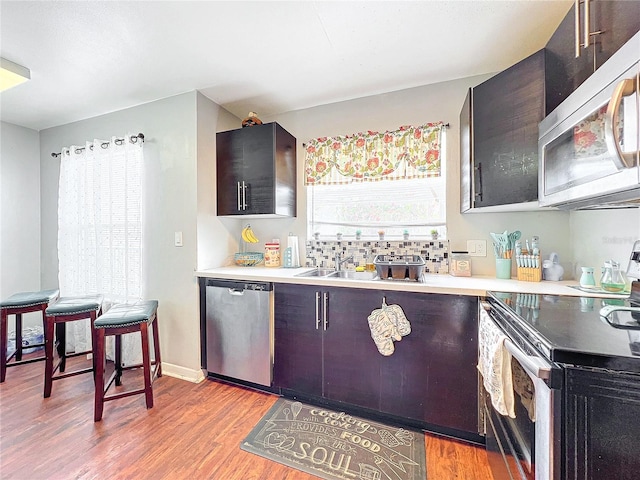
[160,362,205,383]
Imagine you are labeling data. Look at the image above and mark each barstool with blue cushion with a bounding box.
[44,295,103,398]
[1,289,59,382]
[93,300,162,422]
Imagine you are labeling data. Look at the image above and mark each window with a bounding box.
[305,126,446,239]
[57,134,144,363]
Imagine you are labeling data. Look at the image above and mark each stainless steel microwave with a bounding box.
[539,31,639,209]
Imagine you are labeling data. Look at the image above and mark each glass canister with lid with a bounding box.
[450,251,471,277]
[600,260,626,292]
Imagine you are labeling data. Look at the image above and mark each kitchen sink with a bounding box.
[294,268,378,281]
[295,268,337,277]
[328,270,378,281]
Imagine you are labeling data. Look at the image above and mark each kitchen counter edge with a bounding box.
[195,267,625,298]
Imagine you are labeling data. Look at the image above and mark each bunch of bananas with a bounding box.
[241,224,259,243]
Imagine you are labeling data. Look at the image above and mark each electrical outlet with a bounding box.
[467,239,487,257]
[174,231,183,247]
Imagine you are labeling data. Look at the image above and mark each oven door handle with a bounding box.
[503,338,551,380]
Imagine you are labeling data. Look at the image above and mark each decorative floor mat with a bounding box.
[241,397,427,480]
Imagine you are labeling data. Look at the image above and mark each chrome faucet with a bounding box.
[335,252,354,271]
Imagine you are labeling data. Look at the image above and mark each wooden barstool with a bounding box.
[93,300,162,422]
[44,295,103,397]
[1,289,59,382]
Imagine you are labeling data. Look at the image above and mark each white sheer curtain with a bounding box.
[57,135,144,364]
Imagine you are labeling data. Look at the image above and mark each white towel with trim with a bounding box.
[478,307,515,418]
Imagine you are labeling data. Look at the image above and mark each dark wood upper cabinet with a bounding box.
[216,122,296,217]
[460,0,639,212]
[461,50,545,210]
[545,0,640,114]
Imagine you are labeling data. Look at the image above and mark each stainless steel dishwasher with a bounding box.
[203,279,273,387]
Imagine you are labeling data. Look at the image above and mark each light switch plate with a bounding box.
[174,231,183,247]
[467,239,487,257]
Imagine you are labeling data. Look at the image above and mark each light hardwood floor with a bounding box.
[0,356,493,479]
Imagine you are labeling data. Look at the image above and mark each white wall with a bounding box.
[196,92,241,270]
[570,209,640,282]
[0,121,42,328]
[259,75,574,276]
[39,92,232,382]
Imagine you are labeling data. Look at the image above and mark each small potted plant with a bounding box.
[378,230,385,241]
[355,229,362,241]
[336,232,343,241]
[403,229,410,241]
[430,229,439,240]
[313,232,320,241]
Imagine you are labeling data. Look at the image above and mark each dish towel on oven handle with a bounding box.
[368,300,411,356]
[478,307,516,418]
[512,359,536,422]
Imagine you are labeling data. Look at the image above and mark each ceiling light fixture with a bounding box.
[0,58,31,92]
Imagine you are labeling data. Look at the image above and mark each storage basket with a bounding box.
[374,255,425,281]
[234,252,264,266]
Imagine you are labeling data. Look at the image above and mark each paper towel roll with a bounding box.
[287,234,300,267]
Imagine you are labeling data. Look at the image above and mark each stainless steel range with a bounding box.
[480,241,640,480]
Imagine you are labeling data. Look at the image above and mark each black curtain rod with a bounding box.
[51,133,145,158]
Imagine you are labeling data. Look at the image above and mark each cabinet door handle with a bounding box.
[574,0,581,58]
[474,162,483,202]
[605,76,638,170]
[583,0,590,50]
[575,0,602,58]
[236,182,242,211]
[315,292,321,330]
[323,292,328,331]
[241,181,247,210]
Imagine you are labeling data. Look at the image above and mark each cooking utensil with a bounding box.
[491,231,512,258]
[507,231,521,250]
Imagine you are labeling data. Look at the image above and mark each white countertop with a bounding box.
[195,266,629,298]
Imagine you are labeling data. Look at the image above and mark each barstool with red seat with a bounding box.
[43,295,103,397]
[0,289,59,382]
[93,300,161,421]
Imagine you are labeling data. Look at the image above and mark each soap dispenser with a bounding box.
[365,249,376,272]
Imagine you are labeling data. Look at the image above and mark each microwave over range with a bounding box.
[539,31,639,209]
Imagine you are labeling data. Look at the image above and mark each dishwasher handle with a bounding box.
[228,288,245,296]
[204,278,273,291]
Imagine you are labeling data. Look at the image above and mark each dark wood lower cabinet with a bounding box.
[273,283,323,397]
[322,288,384,411]
[564,366,640,480]
[274,283,479,439]
[379,291,478,435]
[274,284,383,409]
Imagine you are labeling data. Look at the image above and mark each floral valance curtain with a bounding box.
[304,122,444,185]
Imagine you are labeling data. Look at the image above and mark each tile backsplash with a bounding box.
[305,239,450,274]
